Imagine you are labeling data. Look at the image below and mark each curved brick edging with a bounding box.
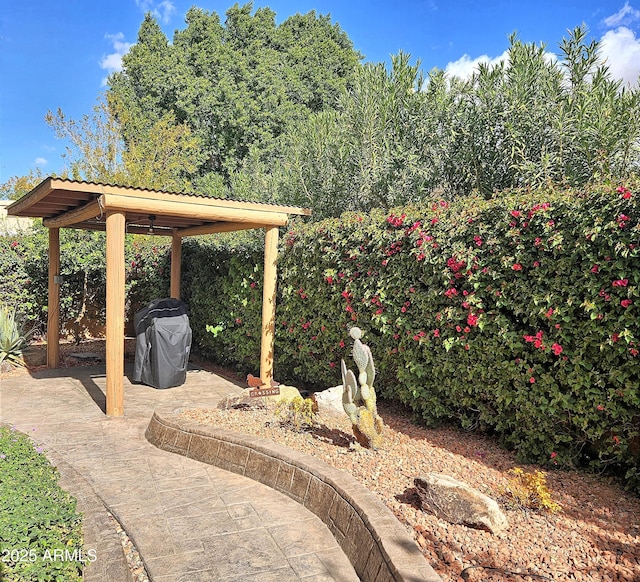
[145,411,442,582]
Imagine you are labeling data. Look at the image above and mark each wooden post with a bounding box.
[105,211,126,417]
[171,230,182,299]
[47,228,60,368]
[260,226,279,385]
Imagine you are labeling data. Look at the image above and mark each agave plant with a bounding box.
[0,303,35,368]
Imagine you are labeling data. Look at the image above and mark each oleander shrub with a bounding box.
[0,426,86,581]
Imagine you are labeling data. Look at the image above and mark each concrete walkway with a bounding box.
[0,364,359,582]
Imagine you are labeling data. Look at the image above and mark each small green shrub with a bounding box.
[498,467,562,513]
[0,426,87,581]
[274,396,317,431]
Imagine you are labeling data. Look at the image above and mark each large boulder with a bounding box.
[414,473,509,534]
[311,385,346,418]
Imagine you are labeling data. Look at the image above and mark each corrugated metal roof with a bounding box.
[6,177,310,236]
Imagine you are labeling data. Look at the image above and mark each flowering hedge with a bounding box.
[2,183,638,491]
[278,184,640,490]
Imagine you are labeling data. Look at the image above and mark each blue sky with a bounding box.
[1,0,639,185]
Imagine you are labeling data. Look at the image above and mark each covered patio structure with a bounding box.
[7,178,310,416]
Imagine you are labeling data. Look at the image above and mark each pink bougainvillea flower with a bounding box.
[545,308,554,318]
[630,348,639,356]
[467,313,479,327]
[591,264,599,273]
[512,263,523,271]
[551,343,563,356]
[597,405,604,411]
[473,235,483,246]
[433,329,440,338]
[529,376,536,384]
[510,210,521,218]
[550,451,557,459]
[612,279,628,287]
[621,299,632,308]
[613,436,620,445]
[533,261,540,268]
[612,333,620,342]
[444,287,458,298]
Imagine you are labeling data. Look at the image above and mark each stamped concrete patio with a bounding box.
[0,364,359,581]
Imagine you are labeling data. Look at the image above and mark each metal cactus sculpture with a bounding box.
[341,327,384,449]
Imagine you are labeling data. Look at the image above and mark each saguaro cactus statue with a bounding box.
[341,327,384,449]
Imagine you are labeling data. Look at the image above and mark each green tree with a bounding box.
[0,168,45,200]
[108,3,361,186]
[45,95,123,183]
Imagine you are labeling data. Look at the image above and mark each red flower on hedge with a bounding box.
[621,299,632,308]
[529,377,536,384]
[444,287,458,298]
[467,313,479,326]
[510,210,521,218]
[433,329,440,338]
[512,263,523,271]
[612,279,628,287]
[551,343,563,356]
[591,264,599,273]
[617,186,632,199]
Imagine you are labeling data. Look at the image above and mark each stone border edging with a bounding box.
[145,411,442,582]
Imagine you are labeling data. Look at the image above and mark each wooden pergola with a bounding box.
[7,178,310,416]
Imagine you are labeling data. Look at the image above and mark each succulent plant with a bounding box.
[341,327,384,449]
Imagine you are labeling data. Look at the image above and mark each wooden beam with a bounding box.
[177,221,267,237]
[105,211,125,417]
[171,230,182,299]
[46,228,60,368]
[43,199,102,229]
[100,193,289,226]
[8,177,311,219]
[260,225,279,385]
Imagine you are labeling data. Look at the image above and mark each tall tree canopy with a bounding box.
[107,3,362,192]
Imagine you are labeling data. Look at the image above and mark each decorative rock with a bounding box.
[311,386,346,418]
[414,473,509,534]
[218,385,302,409]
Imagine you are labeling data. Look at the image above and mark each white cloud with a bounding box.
[600,26,640,86]
[603,2,640,28]
[100,33,133,84]
[444,50,509,80]
[34,157,48,166]
[135,0,176,24]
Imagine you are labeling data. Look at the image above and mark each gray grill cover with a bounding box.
[133,298,192,389]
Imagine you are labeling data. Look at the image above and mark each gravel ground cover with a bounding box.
[6,341,639,581]
[183,400,640,582]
